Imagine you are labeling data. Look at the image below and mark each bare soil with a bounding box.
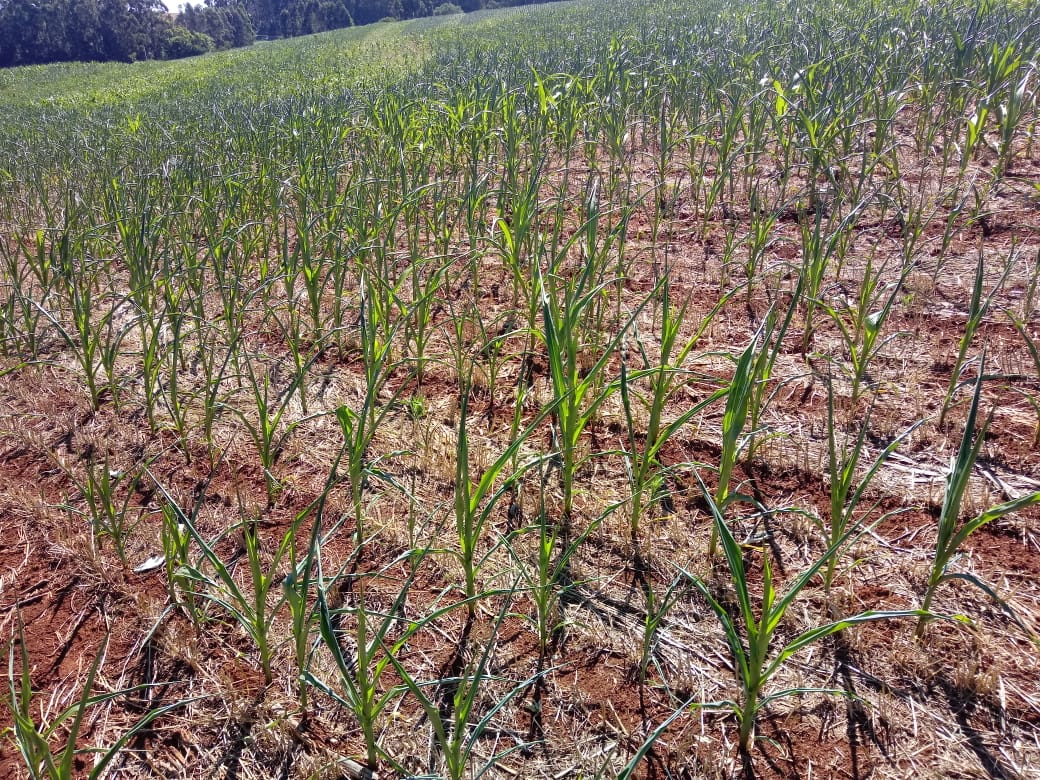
[2,130,1040,780]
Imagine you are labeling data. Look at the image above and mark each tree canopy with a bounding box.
[0,0,556,68]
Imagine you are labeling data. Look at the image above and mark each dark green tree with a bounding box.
[182,2,255,48]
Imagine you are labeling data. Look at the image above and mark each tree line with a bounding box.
[0,0,553,68]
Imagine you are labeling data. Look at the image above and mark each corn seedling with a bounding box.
[80,455,150,566]
[33,256,135,411]
[306,538,446,773]
[159,499,196,620]
[995,65,1035,175]
[708,332,759,558]
[228,348,324,506]
[503,461,618,659]
[820,377,922,593]
[798,202,865,355]
[743,287,805,467]
[619,275,730,540]
[451,365,559,618]
[149,475,297,686]
[7,620,195,780]
[938,243,1015,426]
[820,255,908,407]
[282,461,350,714]
[688,471,927,754]
[383,586,541,779]
[1006,308,1040,446]
[918,354,1040,639]
[536,217,647,526]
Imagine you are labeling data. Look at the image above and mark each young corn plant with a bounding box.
[306,538,446,774]
[820,255,908,407]
[265,288,328,417]
[383,588,541,780]
[741,196,779,306]
[918,354,1040,639]
[227,353,323,507]
[0,229,53,358]
[994,65,1034,176]
[963,40,1021,175]
[160,327,236,466]
[1005,300,1040,447]
[149,476,299,686]
[686,472,927,756]
[634,571,687,693]
[798,203,864,355]
[619,276,731,540]
[7,621,192,780]
[403,254,450,388]
[159,500,197,622]
[50,445,152,569]
[60,453,153,567]
[321,305,430,769]
[510,503,570,661]
[135,295,172,434]
[282,462,351,714]
[938,244,1016,426]
[503,459,617,660]
[743,281,809,468]
[451,364,559,619]
[334,304,415,563]
[708,332,760,558]
[642,80,686,264]
[820,378,922,593]
[470,305,521,420]
[280,566,316,715]
[491,166,544,332]
[34,256,134,411]
[535,227,647,527]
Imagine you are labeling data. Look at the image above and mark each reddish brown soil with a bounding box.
[2,131,1040,780]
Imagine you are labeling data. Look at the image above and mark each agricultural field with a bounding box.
[2,0,1040,777]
